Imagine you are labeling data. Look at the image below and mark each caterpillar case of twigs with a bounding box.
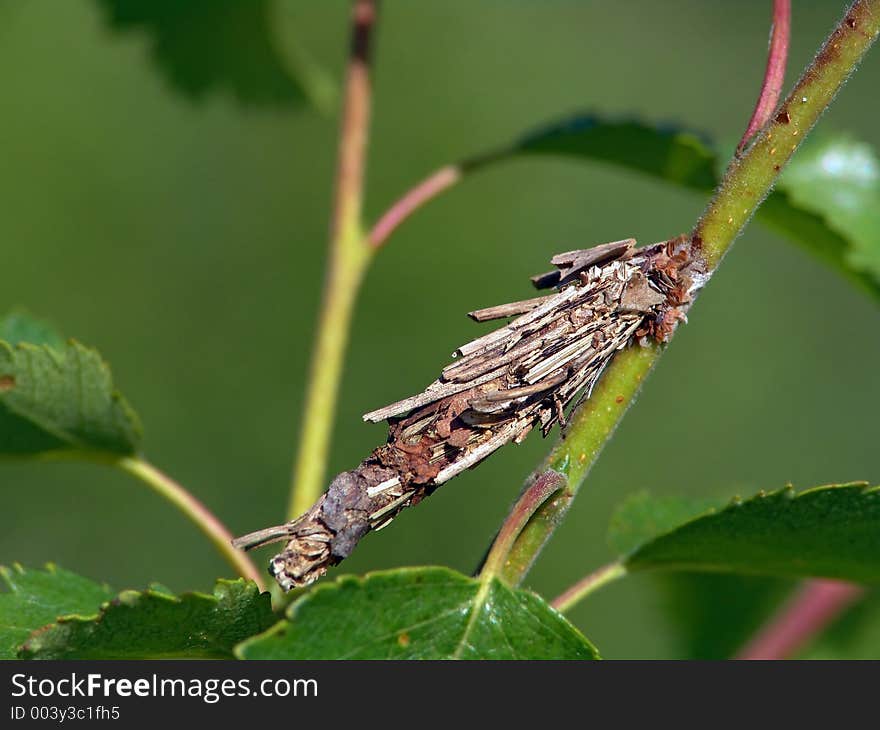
[233,236,708,591]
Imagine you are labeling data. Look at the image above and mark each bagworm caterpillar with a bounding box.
[234,236,707,590]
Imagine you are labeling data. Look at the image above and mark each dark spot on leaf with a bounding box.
[775,110,791,124]
[615,395,624,404]
[846,16,857,29]
[0,374,15,392]
[397,632,411,648]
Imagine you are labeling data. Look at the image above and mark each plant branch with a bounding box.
[500,345,660,587]
[116,456,265,589]
[368,165,461,248]
[367,142,509,248]
[737,0,791,154]
[550,562,627,613]
[288,0,379,520]
[700,0,879,266]
[499,0,880,586]
[735,579,866,659]
[479,470,565,582]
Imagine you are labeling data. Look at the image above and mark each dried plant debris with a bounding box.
[234,236,708,590]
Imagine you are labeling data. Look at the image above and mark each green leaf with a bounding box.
[655,575,879,660]
[607,492,793,658]
[96,0,334,109]
[0,338,142,457]
[515,116,717,191]
[607,491,722,556]
[620,483,880,582]
[0,564,114,659]
[756,189,875,297]
[655,573,792,659]
[19,578,275,659]
[780,134,880,278]
[0,311,64,350]
[608,485,880,656]
[469,115,880,298]
[235,567,599,660]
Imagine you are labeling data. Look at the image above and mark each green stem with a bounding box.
[479,470,564,583]
[500,0,880,586]
[550,562,627,613]
[116,456,265,589]
[501,346,659,587]
[287,0,378,520]
[288,225,371,520]
[699,0,880,267]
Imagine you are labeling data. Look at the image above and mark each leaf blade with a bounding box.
[18,577,275,660]
[0,338,142,457]
[779,134,880,278]
[236,566,599,660]
[462,115,880,298]
[0,564,115,659]
[620,483,880,583]
[513,116,717,192]
[96,0,333,110]
[607,491,723,556]
[0,311,64,350]
[654,573,792,659]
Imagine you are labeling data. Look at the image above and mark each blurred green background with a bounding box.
[1,0,877,659]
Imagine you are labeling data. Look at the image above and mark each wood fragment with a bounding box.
[550,238,635,267]
[533,238,635,289]
[467,294,555,322]
[234,236,706,590]
[363,366,507,423]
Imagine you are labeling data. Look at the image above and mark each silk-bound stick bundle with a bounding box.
[234,237,707,590]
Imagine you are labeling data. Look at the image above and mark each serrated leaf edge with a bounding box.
[234,566,600,660]
[15,576,267,658]
[0,338,143,455]
[622,481,875,564]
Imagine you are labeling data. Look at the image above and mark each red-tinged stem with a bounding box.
[737,0,791,154]
[550,561,627,613]
[498,0,880,586]
[116,457,265,590]
[368,165,461,248]
[736,579,865,659]
[479,470,565,583]
[329,0,376,244]
[288,0,379,520]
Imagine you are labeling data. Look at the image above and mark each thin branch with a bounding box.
[479,470,565,582]
[329,0,377,245]
[500,345,660,588]
[287,0,379,520]
[499,0,880,585]
[116,456,265,589]
[368,165,461,248]
[735,579,865,659]
[550,562,627,613]
[367,135,509,249]
[699,0,879,267]
[737,0,791,154]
